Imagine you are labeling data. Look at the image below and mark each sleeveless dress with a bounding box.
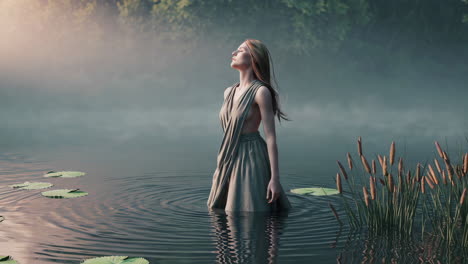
[207,79,292,212]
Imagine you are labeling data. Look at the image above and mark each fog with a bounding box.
[1,0,467,175]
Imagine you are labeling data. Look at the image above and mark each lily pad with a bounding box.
[41,189,88,199]
[81,256,149,264]
[9,182,53,190]
[44,171,86,178]
[0,256,18,264]
[291,187,340,196]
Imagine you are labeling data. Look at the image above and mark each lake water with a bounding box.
[0,136,466,263]
[0,146,353,264]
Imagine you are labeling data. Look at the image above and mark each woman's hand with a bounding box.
[266,179,282,203]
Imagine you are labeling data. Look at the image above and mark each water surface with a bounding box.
[0,149,349,263]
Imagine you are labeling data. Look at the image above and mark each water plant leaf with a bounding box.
[41,189,88,199]
[9,181,53,190]
[44,171,86,178]
[0,255,18,264]
[291,187,340,196]
[81,256,149,264]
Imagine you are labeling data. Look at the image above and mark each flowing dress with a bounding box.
[207,79,292,212]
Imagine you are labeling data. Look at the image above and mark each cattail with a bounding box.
[428,164,439,185]
[363,186,369,207]
[389,141,395,165]
[357,136,362,156]
[382,156,388,176]
[361,155,371,174]
[445,164,453,182]
[372,160,376,175]
[378,154,383,168]
[421,176,425,193]
[398,157,403,176]
[379,178,386,186]
[464,153,468,175]
[434,159,442,174]
[398,172,403,192]
[416,163,421,182]
[412,177,416,188]
[370,176,376,200]
[443,151,449,162]
[393,185,397,205]
[425,175,435,189]
[347,152,353,170]
[388,173,394,193]
[406,170,411,185]
[428,164,436,178]
[444,158,454,180]
[456,165,463,179]
[328,202,341,223]
[336,173,342,194]
[442,170,447,185]
[435,141,444,159]
[336,161,348,180]
[460,188,467,206]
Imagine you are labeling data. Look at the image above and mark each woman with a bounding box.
[207,39,292,212]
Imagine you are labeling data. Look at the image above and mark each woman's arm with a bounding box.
[256,85,279,182]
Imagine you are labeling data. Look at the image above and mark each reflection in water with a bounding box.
[209,209,289,264]
[336,230,468,263]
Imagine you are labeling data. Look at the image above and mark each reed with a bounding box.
[419,142,468,247]
[372,160,376,175]
[361,155,371,174]
[435,158,442,174]
[435,141,444,159]
[357,136,362,156]
[333,138,421,237]
[347,152,353,170]
[390,141,395,165]
[336,173,342,194]
[329,202,342,225]
[370,176,376,200]
[332,138,468,246]
[337,160,348,180]
[464,154,468,175]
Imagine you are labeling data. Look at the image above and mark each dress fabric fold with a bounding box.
[207,79,292,212]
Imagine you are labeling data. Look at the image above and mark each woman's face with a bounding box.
[230,42,251,70]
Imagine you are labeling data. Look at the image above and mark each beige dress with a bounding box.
[207,79,292,212]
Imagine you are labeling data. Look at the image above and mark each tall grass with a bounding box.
[422,143,468,247]
[332,137,422,237]
[331,137,468,245]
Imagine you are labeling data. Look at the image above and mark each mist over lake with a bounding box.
[1,0,468,263]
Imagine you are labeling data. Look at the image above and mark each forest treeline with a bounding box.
[4,0,468,74]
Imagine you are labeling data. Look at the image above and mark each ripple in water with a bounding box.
[0,154,348,263]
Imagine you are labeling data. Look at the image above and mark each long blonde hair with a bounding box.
[243,39,291,123]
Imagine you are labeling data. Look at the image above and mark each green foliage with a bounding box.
[81,256,149,264]
[41,189,89,199]
[291,187,340,196]
[4,0,468,79]
[336,138,468,247]
[44,171,86,178]
[0,256,18,264]
[9,182,53,190]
